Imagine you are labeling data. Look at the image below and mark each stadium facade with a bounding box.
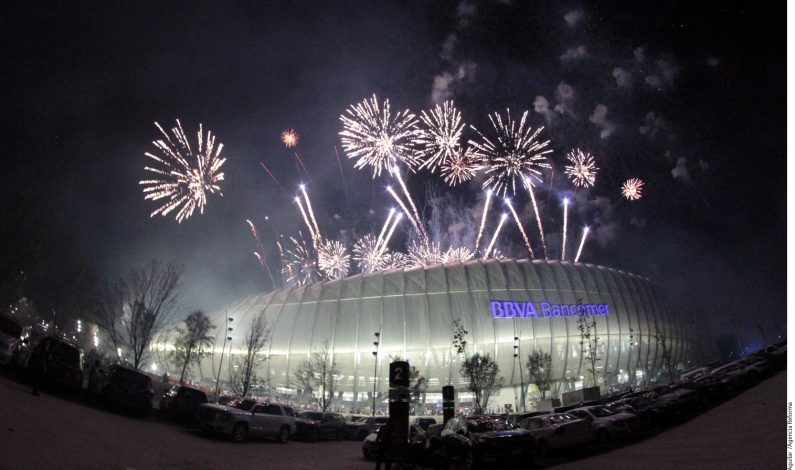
[168,259,692,412]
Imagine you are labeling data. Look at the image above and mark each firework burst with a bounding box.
[317,240,350,280]
[621,178,645,200]
[443,246,475,264]
[339,95,420,178]
[408,241,444,267]
[415,101,464,173]
[564,148,599,188]
[470,109,552,197]
[353,234,383,274]
[281,129,299,148]
[140,120,226,223]
[441,146,483,186]
[380,251,412,270]
[286,235,318,286]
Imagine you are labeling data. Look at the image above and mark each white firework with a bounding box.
[407,241,444,267]
[140,119,226,223]
[339,94,420,178]
[353,234,383,274]
[564,148,599,188]
[621,178,645,200]
[415,101,464,173]
[379,251,412,271]
[441,146,483,186]
[469,109,552,197]
[318,240,350,280]
[443,246,475,263]
[286,235,318,286]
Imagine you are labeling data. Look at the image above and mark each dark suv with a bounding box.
[295,412,347,441]
[27,336,83,392]
[160,385,209,421]
[102,364,154,414]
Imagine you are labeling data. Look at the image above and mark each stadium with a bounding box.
[173,258,692,413]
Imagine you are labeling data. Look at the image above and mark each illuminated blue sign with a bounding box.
[490,300,609,318]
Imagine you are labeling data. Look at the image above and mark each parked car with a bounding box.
[197,399,296,443]
[568,405,639,443]
[412,417,438,430]
[507,411,551,426]
[159,384,208,421]
[680,366,712,382]
[346,416,389,440]
[102,364,154,414]
[26,336,83,393]
[441,415,534,467]
[0,315,23,366]
[709,362,760,389]
[295,411,347,441]
[604,395,678,426]
[518,413,592,456]
[362,423,426,460]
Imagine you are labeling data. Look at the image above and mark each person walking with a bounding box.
[31,340,52,396]
[374,420,393,470]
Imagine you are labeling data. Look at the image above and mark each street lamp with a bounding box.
[214,316,234,402]
[513,336,526,412]
[371,331,380,416]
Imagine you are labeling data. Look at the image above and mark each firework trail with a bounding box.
[408,241,444,267]
[318,239,350,280]
[415,101,464,173]
[294,196,317,246]
[339,94,420,178]
[484,213,509,259]
[333,145,351,207]
[443,246,475,263]
[504,198,535,258]
[561,198,569,261]
[375,208,396,253]
[377,213,403,259]
[441,146,482,186]
[286,234,318,286]
[300,184,321,243]
[281,129,299,148]
[564,148,599,188]
[621,178,645,200]
[140,120,226,223]
[259,162,290,198]
[474,189,493,254]
[525,179,547,259]
[469,109,552,197]
[575,226,589,263]
[391,167,426,241]
[387,186,423,240]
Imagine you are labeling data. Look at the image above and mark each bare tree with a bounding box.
[293,340,339,412]
[175,310,215,383]
[89,260,182,369]
[577,316,603,388]
[526,350,553,400]
[229,314,270,397]
[452,319,503,415]
[653,321,676,384]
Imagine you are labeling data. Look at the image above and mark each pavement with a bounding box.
[554,370,786,469]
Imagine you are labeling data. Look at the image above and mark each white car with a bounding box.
[197,399,297,443]
[568,405,639,443]
[519,413,592,455]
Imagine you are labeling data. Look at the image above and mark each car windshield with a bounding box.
[230,399,257,411]
[178,388,206,401]
[0,316,22,337]
[51,343,80,364]
[111,367,150,387]
[301,412,324,420]
[589,406,614,417]
[466,416,515,432]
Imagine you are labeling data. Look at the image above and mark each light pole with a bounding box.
[371,331,380,416]
[214,316,234,402]
[514,336,526,412]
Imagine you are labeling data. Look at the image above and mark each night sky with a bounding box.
[2,1,785,350]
